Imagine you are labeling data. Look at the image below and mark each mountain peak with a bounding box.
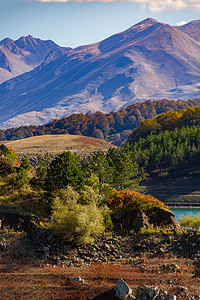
[135,17,162,26]
[141,17,159,23]
[176,19,200,42]
[127,17,164,35]
[15,35,39,47]
[0,38,15,48]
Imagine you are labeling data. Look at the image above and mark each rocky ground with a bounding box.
[1,230,200,299]
[1,227,200,267]
[0,208,200,299]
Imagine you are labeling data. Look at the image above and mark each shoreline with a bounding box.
[168,205,200,208]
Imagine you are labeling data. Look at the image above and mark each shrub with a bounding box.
[139,225,161,235]
[0,157,14,177]
[9,168,30,187]
[178,213,200,230]
[108,189,168,211]
[20,155,30,171]
[55,186,79,206]
[51,186,109,244]
[79,185,100,205]
[0,144,8,156]
[6,146,17,161]
[51,199,105,245]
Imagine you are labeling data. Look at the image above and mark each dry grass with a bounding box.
[0,255,200,299]
[2,134,115,155]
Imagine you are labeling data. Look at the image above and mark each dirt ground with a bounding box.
[0,232,200,300]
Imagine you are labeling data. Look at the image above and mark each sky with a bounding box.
[1,0,200,48]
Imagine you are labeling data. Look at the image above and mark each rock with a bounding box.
[146,286,160,298]
[46,234,54,243]
[136,285,168,300]
[167,296,177,300]
[113,210,150,232]
[69,276,86,284]
[178,286,188,292]
[0,242,7,251]
[114,278,132,299]
[159,263,180,272]
[43,246,50,259]
[146,206,178,228]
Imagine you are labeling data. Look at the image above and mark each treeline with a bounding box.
[128,105,200,144]
[1,99,200,145]
[126,125,200,170]
[124,104,200,170]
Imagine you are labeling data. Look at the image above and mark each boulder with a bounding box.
[114,278,132,299]
[112,205,178,232]
[112,209,150,232]
[146,207,178,228]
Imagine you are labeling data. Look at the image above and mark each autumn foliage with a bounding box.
[108,189,168,211]
[128,106,200,143]
[1,98,200,145]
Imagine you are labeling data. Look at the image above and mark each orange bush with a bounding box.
[108,189,168,211]
[16,160,21,166]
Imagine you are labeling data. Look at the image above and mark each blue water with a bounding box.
[170,207,200,220]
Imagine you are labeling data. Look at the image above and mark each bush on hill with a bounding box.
[51,186,110,245]
[108,189,168,212]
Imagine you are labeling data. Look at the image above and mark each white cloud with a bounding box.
[34,0,200,13]
[176,20,188,26]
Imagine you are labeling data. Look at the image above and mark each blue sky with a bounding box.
[1,0,200,48]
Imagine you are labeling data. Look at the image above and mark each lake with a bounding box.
[170,207,200,220]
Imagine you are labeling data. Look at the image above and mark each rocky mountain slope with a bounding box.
[0,35,67,84]
[1,18,200,128]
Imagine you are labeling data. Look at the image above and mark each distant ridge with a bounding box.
[1,18,200,128]
[1,98,200,146]
[0,35,68,84]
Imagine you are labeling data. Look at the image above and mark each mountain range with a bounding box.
[1,18,200,129]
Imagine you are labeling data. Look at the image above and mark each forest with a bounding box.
[2,104,200,244]
[124,106,200,170]
[0,144,162,245]
[1,98,200,145]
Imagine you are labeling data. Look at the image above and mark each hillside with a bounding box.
[121,105,200,206]
[1,19,200,128]
[0,35,65,84]
[1,98,200,146]
[127,104,200,143]
[2,134,114,155]
[140,161,200,207]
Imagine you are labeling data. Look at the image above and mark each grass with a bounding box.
[2,134,115,155]
[178,213,200,231]
[0,256,200,299]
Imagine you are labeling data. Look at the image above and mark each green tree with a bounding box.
[36,153,53,187]
[87,151,114,188]
[0,144,9,156]
[45,151,85,192]
[113,152,141,190]
[20,155,30,170]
